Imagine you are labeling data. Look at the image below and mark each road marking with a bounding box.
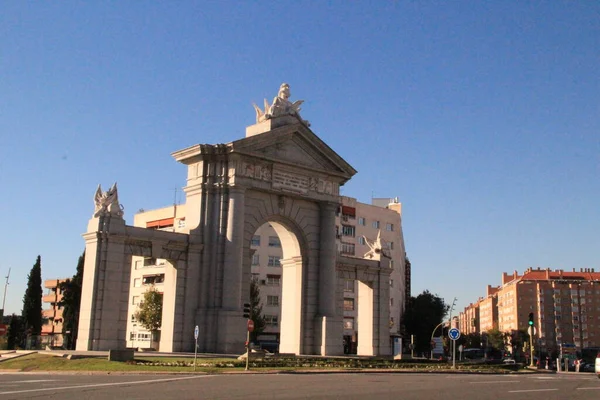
[577,387,600,390]
[470,381,520,384]
[0,375,211,395]
[5,379,57,383]
[508,388,559,393]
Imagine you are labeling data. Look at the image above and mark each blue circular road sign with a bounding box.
[448,328,461,341]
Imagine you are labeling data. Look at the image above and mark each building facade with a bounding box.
[463,268,600,356]
[41,278,69,347]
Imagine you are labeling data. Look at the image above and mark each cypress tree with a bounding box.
[22,255,43,336]
[7,314,23,350]
[59,251,85,349]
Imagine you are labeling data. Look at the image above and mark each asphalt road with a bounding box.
[0,372,598,400]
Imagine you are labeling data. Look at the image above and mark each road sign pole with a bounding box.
[193,325,199,372]
[245,328,250,371]
[529,330,534,368]
[452,339,456,369]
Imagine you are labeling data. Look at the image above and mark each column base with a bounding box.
[314,315,343,356]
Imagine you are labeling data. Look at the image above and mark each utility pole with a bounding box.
[0,268,10,319]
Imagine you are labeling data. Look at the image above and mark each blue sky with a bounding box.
[1,2,598,318]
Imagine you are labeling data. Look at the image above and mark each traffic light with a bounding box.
[243,303,251,319]
[528,312,534,327]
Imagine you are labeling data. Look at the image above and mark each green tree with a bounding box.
[59,251,85,349]
[485,328,507,351]
[134,288,163,348]
[462,332,482,349]
[22,256,43,338]
[249,277,266,342]
[402,290,449,354]
[7,314,24,350]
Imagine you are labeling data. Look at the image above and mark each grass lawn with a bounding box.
[0,353,523,374]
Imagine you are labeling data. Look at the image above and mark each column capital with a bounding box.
[318,200,338,213]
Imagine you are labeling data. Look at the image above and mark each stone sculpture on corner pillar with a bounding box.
[93,182,124,217]
[363,230,391,260]
[253,83,310,126]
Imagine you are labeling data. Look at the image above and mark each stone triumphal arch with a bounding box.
[77,84,392,356]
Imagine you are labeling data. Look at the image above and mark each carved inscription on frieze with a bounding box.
[271,170,338,195]
[234,162,272,181]
[272,170,309,193]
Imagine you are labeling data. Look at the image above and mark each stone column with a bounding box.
[357,269,392,356]
[159,260,186,352]
[77,215,131,351]
[216,186,247,353]
[357,280,375,356]
[315,201,343,355]
[279,256,303,354]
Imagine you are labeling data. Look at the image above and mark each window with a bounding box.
[386,223,394,231]
[268,256,281,267]
[142,274,165,285]
[389,241,394,250]
[134,260,142,270]
[251,273,259,281]
[251,235,261,246]
[266,275,281,286]
[340,242,355,255]
[133,278,141,288]
[344,317,354,330]
[267,295,279,306]
[389,279,394,287]
[358,236,366,245]
[143,257,156,267]
[344,279,354,293]
[132,296,140,305]
[131,314,136,322]
[268,236,281,247]
[342,225,355,237]
[344,298,354,311]
[372,221,380,229]
[129,332,136,340]
[252,254,260,266]
[265,315,278,326]
[390,298,394,307]
[341,206,356,221]
[358,217,366,226]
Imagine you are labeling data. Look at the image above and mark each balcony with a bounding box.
[44,279,60,289]
[42,309,55,319]
[42,294,57,303]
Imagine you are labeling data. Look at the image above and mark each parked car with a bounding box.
[595,352,600,378]
[582,362,595,373]
[503,358,516,364]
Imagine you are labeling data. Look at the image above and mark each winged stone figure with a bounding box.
[363,230,391,259]
[93,183,124,217]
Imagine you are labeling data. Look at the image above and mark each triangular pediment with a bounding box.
[230,122,357,181]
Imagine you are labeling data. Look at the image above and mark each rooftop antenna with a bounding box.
[1,267,11,315]
[173,187,179,206]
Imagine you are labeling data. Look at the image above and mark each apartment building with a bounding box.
[465,268,600,356]
[125,196,407,353]
[478,285,499,333]
[41,278,69,347]
[458,301,480,335]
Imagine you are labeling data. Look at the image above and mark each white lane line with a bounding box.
[577,387,600,390]
[508,389,559,393]
[6,380,57,383]
[470,381,520,384]
[0,375,211,395]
